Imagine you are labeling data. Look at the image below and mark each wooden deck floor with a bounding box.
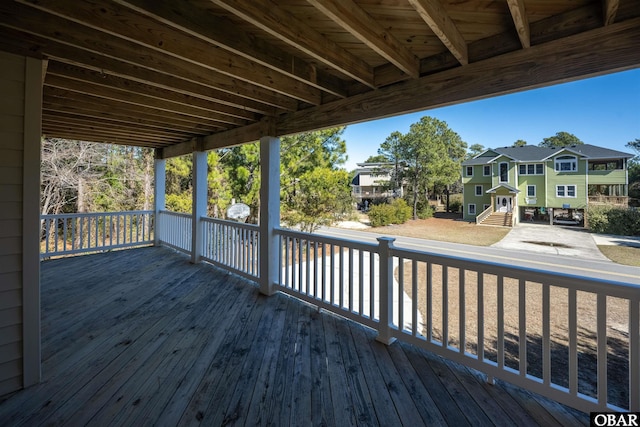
[1,247,589,426]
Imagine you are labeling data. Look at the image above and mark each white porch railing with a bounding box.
[272,228,639,413]
[389,245,639,413]
[49,209,638,412]
[157,210,192,254]
[201,217,260,281]
[276,228,381,330]
[40,211,154,259]
[476,205,493,224]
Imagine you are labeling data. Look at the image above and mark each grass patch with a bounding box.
[365,213,509,246]
[597,245,640,266]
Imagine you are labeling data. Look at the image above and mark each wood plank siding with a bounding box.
[0,247,589,425]
[0,51,26,396]
[0,50,42,396]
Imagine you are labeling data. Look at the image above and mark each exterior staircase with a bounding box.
[479,211,513,227]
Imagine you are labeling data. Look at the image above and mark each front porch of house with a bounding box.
[0,246,589,425]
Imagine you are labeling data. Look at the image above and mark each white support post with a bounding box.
[376,237,397,345]
[191,151,207,263]
[259,136,280,296]
[154,154,166,246]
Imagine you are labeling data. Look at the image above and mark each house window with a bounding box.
[555,155,577,172]
[519,163,544,175]
[527,185,536,197]
[475,185,483,196]
[589,160,623,170]
[468,204,476,215]
[483,165,491,176]
[556,185,576,198]
[499,162,508,183]
[466,166,473,177]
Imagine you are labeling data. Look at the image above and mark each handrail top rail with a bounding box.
[275,227,379,252]
[158,210,191,218]
[201,216,259,230]
[41,210,153,219]
[391,245,640,299]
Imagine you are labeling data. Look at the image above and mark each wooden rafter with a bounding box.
[16,0,322,105]
[407,0,468,65]
[45,74,250,127]
[0,0,636,151]
[45,61,258,122]
[0,25,295,116]
[277,18,640,137]
[209,0,375,87]
[507,0,531,48]
[112,0,348,99]
[306,0,420,79]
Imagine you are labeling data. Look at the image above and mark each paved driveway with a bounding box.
[491,223,609,260]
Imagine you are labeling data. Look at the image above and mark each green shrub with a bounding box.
[587,206,610,234]
[417,203,434,219]
[449,193,462,213]
[367,204,392,227]
[391,198,412,223]
[448,199,462,213]
[368,198,412,227]
[587,206,640,236]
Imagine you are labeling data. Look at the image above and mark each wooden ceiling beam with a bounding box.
[306,0,420,79]
[43,110,204,136]
[16,0,323,105]
[42,130,170,148]
[42,98,222,134]
[277,18,640,136]
[44,87,229,131]
[407,0,468,65]
[0,3,298,112]
[161,119,276,159]
[42,120,186,142]
[46,61,258,122]
[44,75,251,127]
[113,0,348,99]
[46,49,283,115]
[209,0,375,88]
[506,0,531,48]
[42,125,178,144]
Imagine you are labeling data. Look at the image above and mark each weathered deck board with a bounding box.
[0,247,590,426]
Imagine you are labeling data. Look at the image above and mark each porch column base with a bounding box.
[375,335,397,346]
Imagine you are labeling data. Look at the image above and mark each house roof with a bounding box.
[464,144,634,165]
[486,184,520,194]
[1,2,639,158]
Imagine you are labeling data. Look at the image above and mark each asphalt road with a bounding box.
[316,226,640,286]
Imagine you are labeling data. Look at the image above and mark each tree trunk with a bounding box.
[412,183,418,220]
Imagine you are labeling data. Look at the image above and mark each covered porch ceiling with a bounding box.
[1,0,639,158]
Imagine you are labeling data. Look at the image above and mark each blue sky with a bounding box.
[341,68,640,171]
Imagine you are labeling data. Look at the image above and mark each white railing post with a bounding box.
[259,136,280,296]
[191,150,207,263]
[376,237,396,345]
[154,154,166,246]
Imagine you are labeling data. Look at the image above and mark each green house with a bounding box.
[462,144,634,226]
